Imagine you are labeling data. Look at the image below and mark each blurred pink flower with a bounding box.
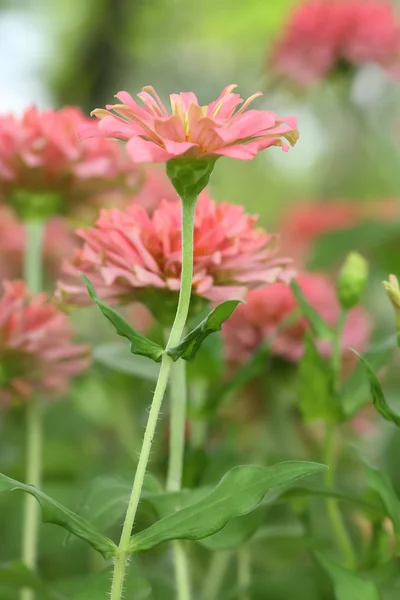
[0,280,91,404]
[83,85,299,162]
[0,106,140,215]
[270,0,400,86]
[280,199,400,263]
[57,192,293,310]
[133,165,178,209]
[223,272,371,367]
[0,206,76,280]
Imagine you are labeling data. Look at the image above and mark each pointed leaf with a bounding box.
[299,333,341,422]
[94,343,159,381]
[290,280,334,341]
[129,461,326,552]
[353,351,400,427]
[199,507,265,550]
[364,463,400,551]
[81,275,164,362]
[341,335,396,418]
[0,473,117,558]
[315,552,382,600]
[166,300,243,362]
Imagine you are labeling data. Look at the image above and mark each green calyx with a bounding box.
[12,189,64,221]
[166,156,217,201]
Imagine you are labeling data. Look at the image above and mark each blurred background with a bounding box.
[1,0,400,598]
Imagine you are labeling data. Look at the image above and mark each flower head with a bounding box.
[0,106,140,219]
[270,0,400,87]
[57,192,292,318]
[83,85,299,163]
[223,272,371,365]
[0,280,91,404]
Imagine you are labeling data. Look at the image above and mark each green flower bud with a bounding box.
[383,275,400,347]
[336,252,368,309]
[166,156,217,201]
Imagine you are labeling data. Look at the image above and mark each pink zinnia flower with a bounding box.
[223,273,371,368]
[270,0,400,87]
[83,85,299,162]
[280,199,400,263]
[0,206,76,280]
[0,106,140,216]
[0,280,91,404]
[57,192,292,311]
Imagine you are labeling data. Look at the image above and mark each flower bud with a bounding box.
[336,252,368,309]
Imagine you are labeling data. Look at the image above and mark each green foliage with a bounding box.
[129,462,326,551]
[341,335,396,418]
[299,334,340,422]
[354,351,400,427]
[167,300,243,362]
[94,342,160,381]
[0,474,117,558]
[199,507,265,550]
[0,562,59,599]
[82,275,164,362]
[290,280,334,341]
[365,464,400,551]
[315,552,382,600]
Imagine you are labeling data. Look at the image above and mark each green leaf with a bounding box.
[341,335,396,418]
[166,300,243,362]
[364,463,400,551]
[299,334,340,422]
[199,507,265,550]
[0,473,117,558]
[129,461,326,552]
[290,280,334,341]
[353,351,400,427]
[94,342,160,380]
[0,562,60,599]
[315,552,382,600]
[280,486,384,520]
[65,473,163,545]
[81,275,164,362]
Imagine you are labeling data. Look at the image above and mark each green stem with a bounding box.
[21,221,45,600]
[164,330,191,599]
[110,196,196,600]
[202,551,232,600]
[166,350,187,492]
[323,307,356,570]
[238,545,251,600]
[323,424,356,569]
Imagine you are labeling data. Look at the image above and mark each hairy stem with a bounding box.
[164,330,191,599]
[110,196,196,600]
[21,220,44,600]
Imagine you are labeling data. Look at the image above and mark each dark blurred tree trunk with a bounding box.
[51,0,142,112]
